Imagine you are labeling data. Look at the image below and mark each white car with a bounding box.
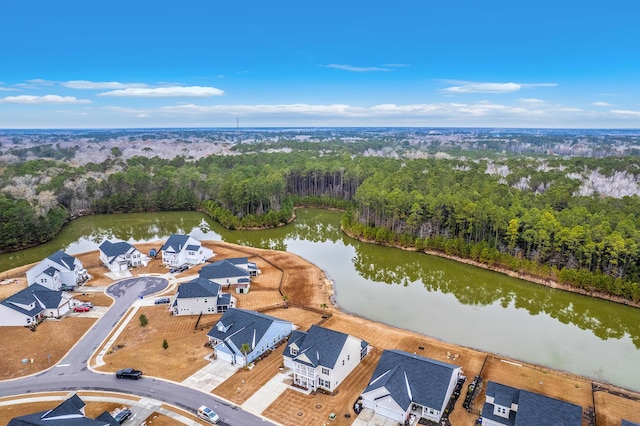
[197,405,219,424]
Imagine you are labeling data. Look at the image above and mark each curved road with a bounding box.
[0,276,273,426]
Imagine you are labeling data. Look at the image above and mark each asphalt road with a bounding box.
[0,276,274,426]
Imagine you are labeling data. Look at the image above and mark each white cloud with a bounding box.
[162,103,359,116]
[383,63,410,68]
[324,64,391,72]
[610,109,640,117]
[519,98,545,104]
[98,86,224,97]
[442,81,557,94]
[0,86,17,92]
[63,80,149,89]
[592,101,613,107]
[0,95,91,104]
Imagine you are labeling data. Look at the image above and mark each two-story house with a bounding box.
[207,308,292,366]
[98,240,143,272]
[481,381,582,426]
[0,284,75,326]
[360,349,462,424]
[283,325,369,393]
[26,251,89,291]
[171,277,236,316]
[161,234,214,267]
[225,257,260,277]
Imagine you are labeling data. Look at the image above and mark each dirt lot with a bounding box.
[0,317,96,380]
[93,305,212,382]
[2,240,640,426]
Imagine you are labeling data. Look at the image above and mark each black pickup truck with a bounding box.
[115,368,143,379]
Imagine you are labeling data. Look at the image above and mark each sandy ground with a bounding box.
[1,240,640,425]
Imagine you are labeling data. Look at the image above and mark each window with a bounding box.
[342,360,345,366]
[347,354,350,361]
[318,378,330,388]
[321,367,329,375]
[290,347,298,356]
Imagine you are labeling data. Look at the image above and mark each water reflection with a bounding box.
[1,208,639,390]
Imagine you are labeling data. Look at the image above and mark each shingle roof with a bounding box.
[218,293,232,305]
[186,244,200,251]
[32,289,64,309]
[99,240,136,259]
[176,277,221,299]
[43,266,59,277]
[482,381,582,426]
[207,308,290,354]
[363,349,459,413]
[1,283,49,317]
[47,251,77,271]
[516,390,582,426]
[622,420,640,426]
[160,234,191,253]
[8,394,112,425]
[200,260,249,280]
[284,325,358,369]
[226,257,248,265]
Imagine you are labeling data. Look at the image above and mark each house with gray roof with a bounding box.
[171,277,236,316]
[207,308,293,366]
[160,234,214,267]
[283,325,370,393]
[481,381,582,426]
[199,259,251,294]
[8,393,118,425]
[26,250,89,291]
[225,257,260,276]
[360,349,462,424]
[0,284,75,326]
[98,240,142,272]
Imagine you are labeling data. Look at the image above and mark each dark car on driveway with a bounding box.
[154,297,171,304]
[113,408,132,423]
[116,368,142,379]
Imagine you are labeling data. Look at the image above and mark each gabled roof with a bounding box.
[482,381,582,426]
[94,412,119,426]
[1,284,49,317]
[207,308,291,354]
[47,251,77,271]
[186,244,200,251]
[161,234,192,253]
[363,349,459,412]
[32,289,64,309]
[43,266,60,277]
[200,260,249,280]
[226,257,248,265]
[176,277,221,299]
[8,394,112,425]
[99,240,137,260]
[218,293,232,305]
[284,325,361,369]
[622,420,640,426]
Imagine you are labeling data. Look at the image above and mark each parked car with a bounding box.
[73,305,90,312]
[178,264,189,272]
[116,368,142,379]
[197,406,219,424]
[81,301,93,308]
[154,297,171,304]
[169,267,178,273]
[113,408,132,423]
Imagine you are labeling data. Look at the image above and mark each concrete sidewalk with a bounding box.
[181,358,241,392]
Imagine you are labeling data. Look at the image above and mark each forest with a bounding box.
[2,129,640,303]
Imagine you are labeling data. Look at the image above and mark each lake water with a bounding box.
[1,209,638,391]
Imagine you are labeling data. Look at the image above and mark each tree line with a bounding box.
[2,150,640,302]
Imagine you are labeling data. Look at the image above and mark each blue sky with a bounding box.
[1,0,639,128]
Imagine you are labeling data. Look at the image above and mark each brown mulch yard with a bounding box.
[93,305,212,382]
[0,317,96,380]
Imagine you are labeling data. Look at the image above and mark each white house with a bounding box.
[26,251,89,291]
[481,381,582,426]
[360,350,462,424]
[98,240,143,272]
[283,325,370,393]
[161,234,214,267]
[0,284,75,326]
[225,257,260,276]
[199,259,251,294]
[171,277,236,316]
[207,308,293,366]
